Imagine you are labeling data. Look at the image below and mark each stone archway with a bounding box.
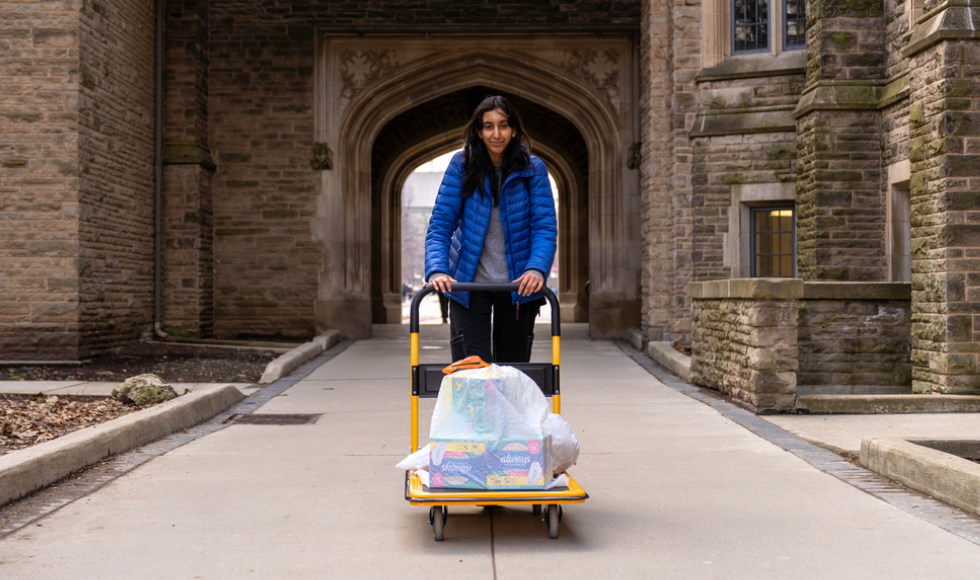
[313,36,640,339]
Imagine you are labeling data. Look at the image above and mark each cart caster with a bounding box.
[544,504,562,539]
[429,506,448,541]
[532,504,542,515]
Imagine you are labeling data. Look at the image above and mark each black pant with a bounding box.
[449,291,541,364]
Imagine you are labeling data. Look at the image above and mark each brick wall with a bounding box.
[76,1,156,355]
[0,0,155,360]
[1,1,83,360]
[161,0,214,338]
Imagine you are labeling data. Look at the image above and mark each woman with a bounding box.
[425,95,557,364]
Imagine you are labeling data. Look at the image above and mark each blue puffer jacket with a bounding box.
[424,151,557,307]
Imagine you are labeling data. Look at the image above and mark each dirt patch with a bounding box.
[672,341,691,356]
[0,341,281,384]
[0,394,149,457]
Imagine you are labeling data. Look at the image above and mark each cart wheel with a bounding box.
[433,509,444,541]
[546,505,559,539]
[532,504,542,515]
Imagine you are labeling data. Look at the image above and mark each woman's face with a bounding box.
[478,108,515,164]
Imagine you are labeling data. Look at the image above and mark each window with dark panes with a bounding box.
[732,0,770,54]
[751,207,796,277]
[784,0,806,49]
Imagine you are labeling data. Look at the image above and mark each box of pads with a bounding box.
[486,437,553,490]
[428,440,487,489]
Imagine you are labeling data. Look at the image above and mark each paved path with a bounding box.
[2,335,980,578]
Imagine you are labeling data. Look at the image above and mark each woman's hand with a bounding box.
[513,271,544,297]
[426,274,456,294]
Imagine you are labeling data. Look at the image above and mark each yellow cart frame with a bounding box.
[406,283,588,540]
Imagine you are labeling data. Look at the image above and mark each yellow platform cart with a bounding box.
[405,283,588,541]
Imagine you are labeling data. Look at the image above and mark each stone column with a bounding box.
[904,4,980,394]
[639,0,673,342]
[793,0,887,281]
[161,0,215,338]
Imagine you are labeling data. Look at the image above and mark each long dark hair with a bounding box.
[460,95,531,200]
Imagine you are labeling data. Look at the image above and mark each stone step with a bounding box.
[797,394,980,414]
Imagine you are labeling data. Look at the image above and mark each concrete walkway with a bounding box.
[2,334,980,578]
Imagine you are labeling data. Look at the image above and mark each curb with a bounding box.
[0,384,245,507]
[799,394,980,414]
[646,341,692,382]
[861,437,980,517]
[258,330,341,384]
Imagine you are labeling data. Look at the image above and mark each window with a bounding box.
[784,0,806,49]
[733,0,770,54]
[728,0,806,56]
[750,207,795,277]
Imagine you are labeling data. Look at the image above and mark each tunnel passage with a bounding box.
[369,86,590,323]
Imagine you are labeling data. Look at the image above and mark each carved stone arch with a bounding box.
[316,41,640,339]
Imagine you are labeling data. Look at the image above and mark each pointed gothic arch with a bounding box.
[315,41,640,339]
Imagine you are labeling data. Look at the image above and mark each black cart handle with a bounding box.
[409,283,560,337]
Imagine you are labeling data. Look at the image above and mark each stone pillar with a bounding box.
[905,5,980,394]
[161,0,215,338]
[639,0,673,342]
[793,0,887,281]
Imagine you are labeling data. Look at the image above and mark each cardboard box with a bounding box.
[486,437,553,490]
[429,440,486,489]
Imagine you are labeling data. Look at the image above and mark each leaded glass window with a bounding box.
[751,207,796,277]
[785,0,806,49]
[732,0,769,54]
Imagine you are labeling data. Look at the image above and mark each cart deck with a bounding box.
[405,283,587,540]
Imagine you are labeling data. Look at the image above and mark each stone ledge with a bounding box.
[0,385,245,507]
[689,106,797,137]
[798,394,980,414]
[688,278,804,300]
[695,50,805,82]
[802,281,911,301]
[903,2,980,58]
[861,437,980,517]
[259,330,341,384]
[647,341,691,382]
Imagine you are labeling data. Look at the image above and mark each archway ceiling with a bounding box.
[371,85,589,195]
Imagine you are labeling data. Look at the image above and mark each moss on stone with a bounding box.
[1,159,27,168]
[722,173,746,184]
[829,31,855,50]
[80,69,97,89]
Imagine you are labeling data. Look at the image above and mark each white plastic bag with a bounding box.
[542,414,580,475]
[428,364,553,489]
[396,446,430,471]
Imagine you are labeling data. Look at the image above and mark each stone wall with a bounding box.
[797,283,912,394]
[905,16,980,394]
[0,0,155,360]
[689,279,802,413]
[690,279,914,410]
[794,0,888,282]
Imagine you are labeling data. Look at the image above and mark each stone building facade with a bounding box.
[1,0,977,395]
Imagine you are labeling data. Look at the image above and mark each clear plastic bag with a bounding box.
[542,414,580,475]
